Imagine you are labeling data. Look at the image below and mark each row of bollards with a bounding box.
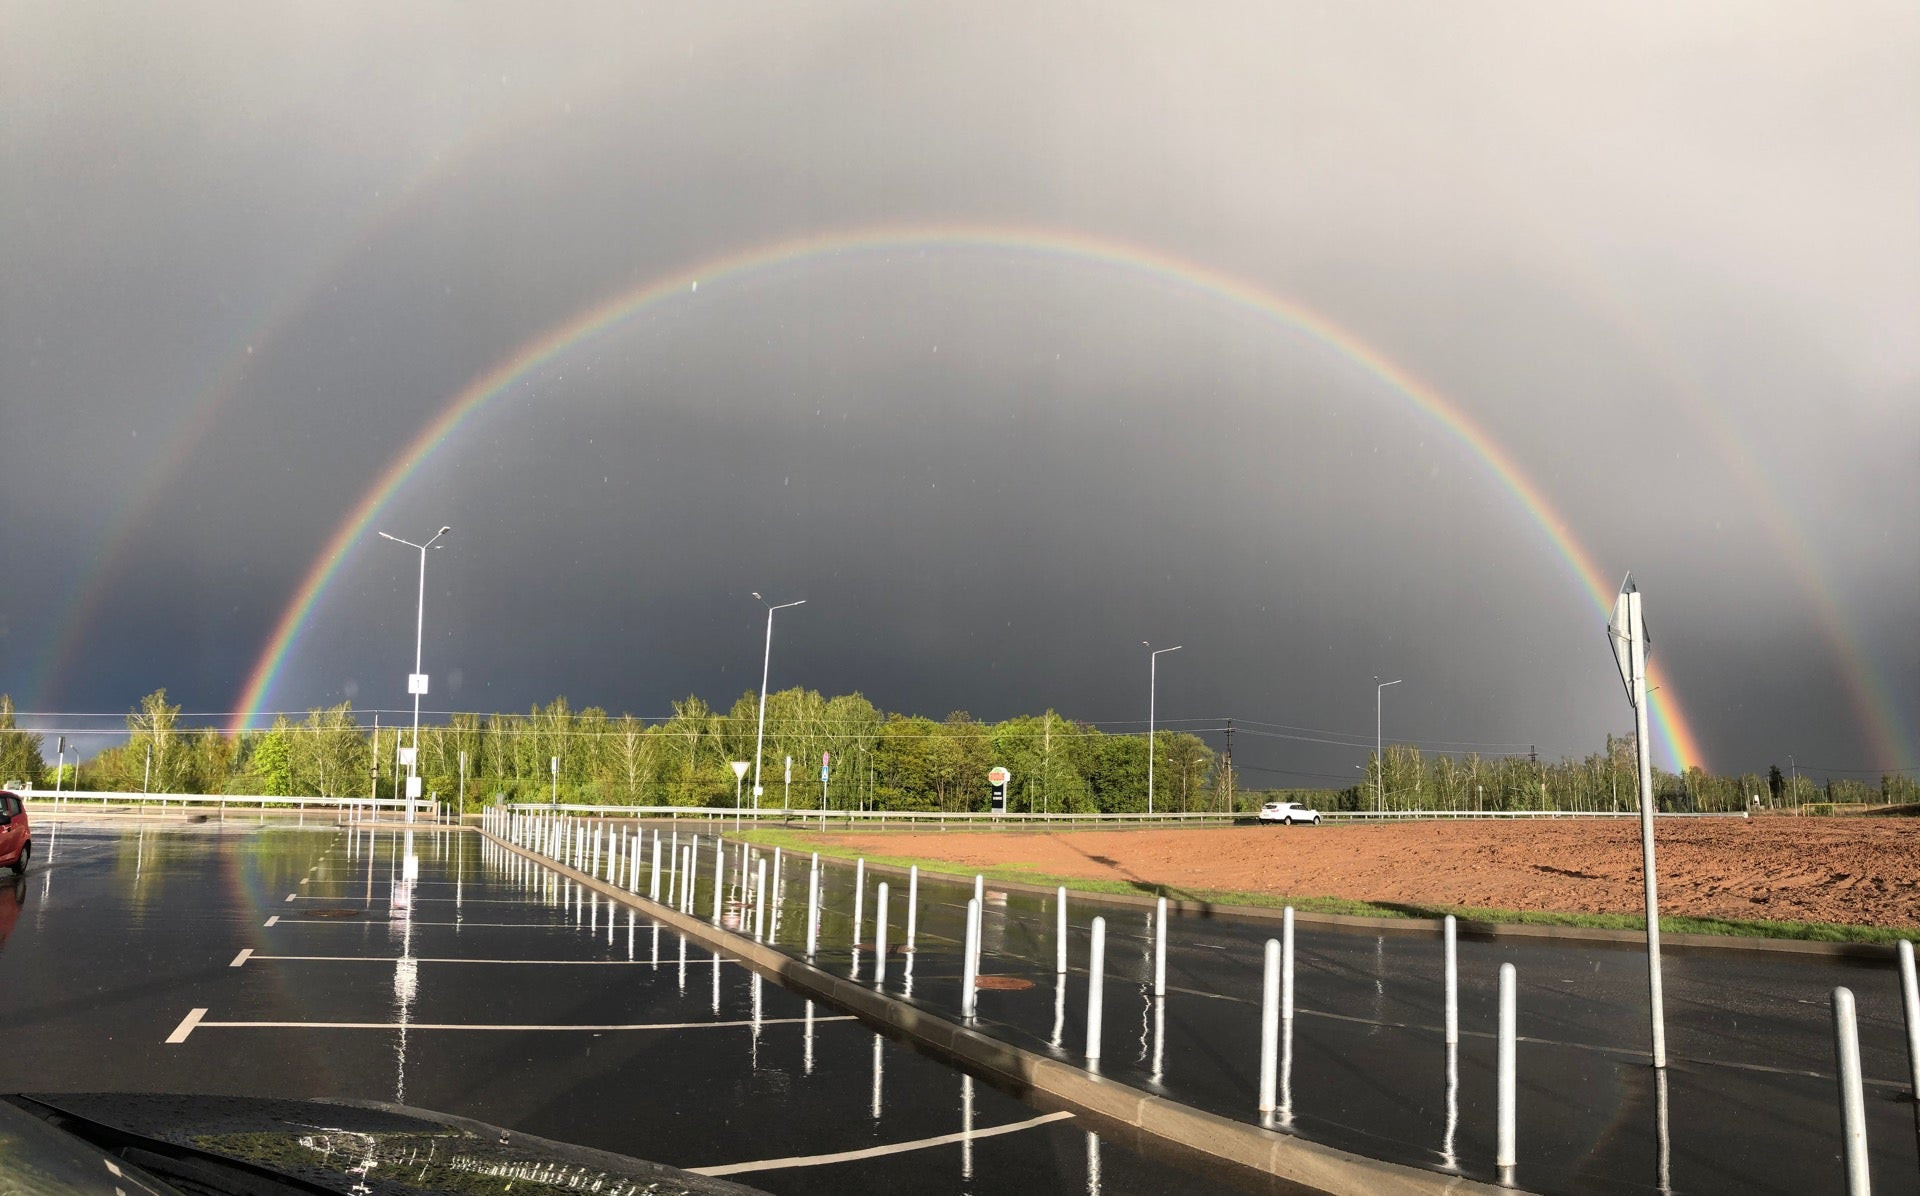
[489,810,1920,1190]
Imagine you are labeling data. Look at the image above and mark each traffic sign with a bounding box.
[987,766,1011,786]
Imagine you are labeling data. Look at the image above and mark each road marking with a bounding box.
[229,949,253,968]
[241,954,724,966]
[172,1014,853,1039]
[298,878,309,886]
[262,916,279,927]
[165,1008,207,1043]
[271,919,606,928]
[283,893,296,902]
[689,1111,1075,1176]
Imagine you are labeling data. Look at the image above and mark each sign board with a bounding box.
[822,752,831,767]
[1607,574,1651,706]
[405,776,423,798]
[991,788,1006,814]
[398,746,416,767]
[408,673,429,695]
[730,761,750,780]
[785,756,792,784]
[987,767,1011,786]
[550,756,559,775]
[820,766,830,783]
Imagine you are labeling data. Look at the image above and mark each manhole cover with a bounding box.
[308,909,362,918]
[974,975,1035,991]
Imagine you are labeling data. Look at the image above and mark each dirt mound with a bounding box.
[817,817,1920,928]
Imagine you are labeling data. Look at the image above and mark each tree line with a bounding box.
[2,690,1913,814]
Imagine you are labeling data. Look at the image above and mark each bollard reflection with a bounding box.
[1655,1065,1672,1195]
[961,1073,975,1180]
[1085,1131,1102,1196]
[1441,1040,1458,1169]
[804,1000,816,1076]
[1279,1017,1294,1130]
[870,1032,884,1121]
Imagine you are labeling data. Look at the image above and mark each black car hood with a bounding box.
[5,1093,769,1196]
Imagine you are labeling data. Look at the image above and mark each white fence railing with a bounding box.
[19,789,452,820]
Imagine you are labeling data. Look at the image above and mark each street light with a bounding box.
[750,593,806,816]
[1375,677,1402,813]
[1145,642,1183,817]
[378,525,450,823]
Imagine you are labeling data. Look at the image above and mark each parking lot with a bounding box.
[0,818,1247,1194]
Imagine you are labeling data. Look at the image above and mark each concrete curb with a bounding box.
[754,838,1905,963]
[480,828,1513,1196]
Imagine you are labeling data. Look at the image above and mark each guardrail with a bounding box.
[17,789,453,821]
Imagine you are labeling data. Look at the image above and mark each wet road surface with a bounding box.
[560,816,1920,1195]
[0,817,1249,1195]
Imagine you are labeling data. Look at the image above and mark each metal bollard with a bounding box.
[807,855,820,955]
[876,882,890,984]
[906,866,919,951]
[755,858,768,940]
[712,838,724,924]
[1057,887,1069,974]
[1497,962,1517,1169]
[1282,906,1295,1020]
[1444,914,1459,1045]
[649,835,662,902]
[1900,940,1920,1100]
[1086,916,1107,1062]
[961,898,981,1017]
[1259,938,1280,1112]
[1834,986,1869,1195]
[854,858,866,944]
[974,873,984,913]
[1153,896,1168,998]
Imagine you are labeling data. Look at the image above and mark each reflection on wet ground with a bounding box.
[0,819,1246,1195]
[531,816,1920,1195]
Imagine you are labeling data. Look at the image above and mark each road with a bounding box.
[0,817,1249,1195]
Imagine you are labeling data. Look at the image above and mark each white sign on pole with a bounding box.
[408,673,429,695]
[397,747,416,767]
[785,756,792,784]
[550,756,559,775]
[1607,574,1651,705]
[405,776,423,798]
[730,761,750,780]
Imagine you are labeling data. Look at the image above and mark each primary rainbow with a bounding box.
[227,223,1709,770]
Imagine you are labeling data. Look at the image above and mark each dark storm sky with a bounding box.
[2,3,1915,782]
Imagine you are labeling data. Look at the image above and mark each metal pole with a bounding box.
[1086,916,1107,1061]
[961,898,980,1016]
[754,858,768,940]
[1900,940,1920,1100]
[713,838,724,924]
[1153,896,1168,998]
[1497,962,1518,1169]
[1629,590,1668,1068]
[1375,678,1401,812]
[853,858,866,944]
[1148,649,1156,817]
[1282,906,1295,1019]
[1833,986,1870,1195]
[409,542,425,823]
[1259,938,1280,1112]
[807,853,820,955]
[906,865,919,951]
[1056,886,1069,974]
[1444,914,1459,1045]
[754,607,773,812]
[875,882,889,985]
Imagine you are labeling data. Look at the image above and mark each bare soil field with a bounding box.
[814,817,1920,928]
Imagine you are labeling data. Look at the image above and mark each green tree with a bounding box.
[0,695,46,787]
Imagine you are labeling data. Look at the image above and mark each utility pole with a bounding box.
[1222,718,1235,813]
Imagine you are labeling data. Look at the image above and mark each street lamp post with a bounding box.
[378,526,450,824]
[1145,643,1183,817]
[751,593,806,816]
[1375,678,1402,813]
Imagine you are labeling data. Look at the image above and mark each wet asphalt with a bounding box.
[590,816,1920,1195]
[0,817,1250,1195]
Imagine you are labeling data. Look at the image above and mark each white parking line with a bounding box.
[688,1111,1076,1176]
[262,916,279,927]
[229,949,253,967]
[165,1014,852,1042]
[283,893,296,902]
[165,1008,207,1043]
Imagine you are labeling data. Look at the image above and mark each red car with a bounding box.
[0,790,30,874]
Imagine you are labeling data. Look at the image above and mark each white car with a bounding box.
[1258,800,1321,825]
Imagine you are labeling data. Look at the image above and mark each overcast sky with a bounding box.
[2,2,1915,783]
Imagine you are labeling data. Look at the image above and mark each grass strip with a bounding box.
[737,826,1917,946]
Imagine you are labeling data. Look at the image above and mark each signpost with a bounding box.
[821,751,831,813]
[988,766,1011,816]
[784,755,792,817]
[1608,573,1667,1070]
[731,760,750,829]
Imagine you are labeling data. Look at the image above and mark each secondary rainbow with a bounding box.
[227,223,1709,770]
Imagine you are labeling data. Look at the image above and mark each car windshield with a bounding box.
[3,6,1914,1196]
